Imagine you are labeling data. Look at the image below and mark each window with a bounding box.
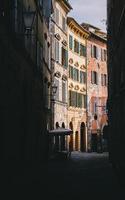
[91,71,98,84]
[104,49,107,61]
[73,68,79,81]
[69,91,77,107]
[93,45,98,59]
[91,45,99,59]
[69,35,73,50]
[55,7,59,25]
[62,81,66,102]
[69,91,86,108]
[77,93,83,108]
[80,44,86,57]
[69,65,73,79]
[69,66,79,82]
[80,71,86,84]
[55,79,59,101]
[83,95,87,108]
[101,49,107,61]
[62,16,66,31]
[55,39,59,62]
[91,44,93,57]
[62,47,68,68]
[101,74,107,86]
[74,40,79,54]
[104,74,107,86]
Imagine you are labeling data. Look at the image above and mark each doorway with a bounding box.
[69,122,73,151]
[80,122,86,152]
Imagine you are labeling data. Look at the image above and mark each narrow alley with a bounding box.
[46,152,124,199]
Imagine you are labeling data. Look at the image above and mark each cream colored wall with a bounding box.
[53,1,69,128]
[67,27,87,151]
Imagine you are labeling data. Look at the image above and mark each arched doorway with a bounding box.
[80,122,86,152]
[75,131,79,151]
[61,122,65,150]
[69,122,73,151]
[55,122,60,151]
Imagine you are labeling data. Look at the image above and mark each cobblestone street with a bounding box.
[46,152,124,200]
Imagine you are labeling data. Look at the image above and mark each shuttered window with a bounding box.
[73,68,79,81]
[91,71,98,84]
[62,47,68,68]
[55,7,59,25]
[80,71,86,84]
[55,79,59,101]
[55,39,59,62]
[69,91,86,108]
[62,16,66,31]
[74,40,79,54]
[69,35,73,50]
[69,65,74,79]
[91,44,93,57]
[101,74,107,86]
[80,44,86,57]
[62,81,66,102]
[104,49,107,61]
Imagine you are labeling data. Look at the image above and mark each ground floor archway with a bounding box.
[80,122,86,152]
[69,122,73,151]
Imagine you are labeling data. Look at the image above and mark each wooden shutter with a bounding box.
[55,78,59,101]
[62,81,66,102]
[55,39,59,62]
[69,35,73,50]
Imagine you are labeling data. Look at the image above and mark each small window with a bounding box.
[62,81,66,102]
[55,8,59,25]
[62,47,68,68]
[55,39,60,62]
[80,71,86,84]
[80,44,86,57]
[74,40,79,54]
[91,71,98,84]
[62,16,66,31]
[69,35,73,50]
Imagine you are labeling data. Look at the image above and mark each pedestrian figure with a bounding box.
[91,114,99,152]
[68,137,73,158]
[102,120,109,152]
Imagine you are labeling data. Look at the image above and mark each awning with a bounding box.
[48,128,73,136]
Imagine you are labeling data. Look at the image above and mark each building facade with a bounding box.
[51,0,72,129]
[81,23,108,150]
[107,0,125,173]
[0,0,52,181]
[67,18,89,152]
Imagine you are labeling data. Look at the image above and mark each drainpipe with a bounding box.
[85,38,88,152]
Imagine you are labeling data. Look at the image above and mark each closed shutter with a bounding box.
[55,8,59,25]
[69,35,73,50]
[55,39,59,62]
[55,79,59,101]
[83,95,87,108]
[62,16,66,31]
[91,44,93,57]
[77,93,82,108]
[62,81,66,102]
[91,71,94,83]
[83,45,86,57]
[62,47,68,68]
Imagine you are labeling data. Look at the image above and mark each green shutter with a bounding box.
[69,35,73,50]
[65,49,68,68]
[83,46,86,57]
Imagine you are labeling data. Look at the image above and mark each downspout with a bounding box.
[85,37,88,152]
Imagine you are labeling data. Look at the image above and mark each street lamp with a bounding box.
[23,6,36,32]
